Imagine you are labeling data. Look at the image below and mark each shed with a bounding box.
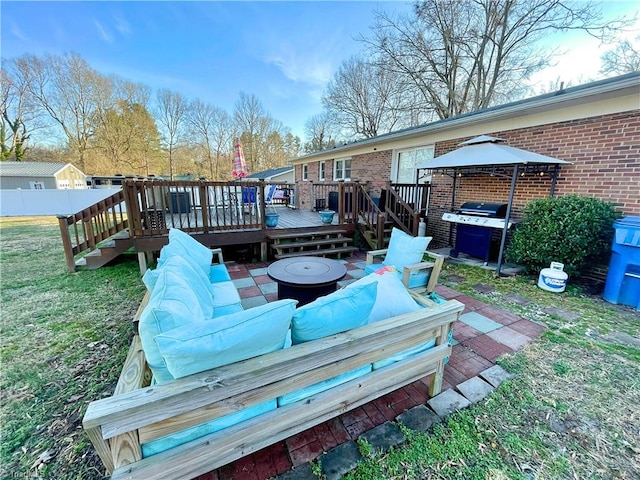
[245,167,294,184]
[0,162,87,190]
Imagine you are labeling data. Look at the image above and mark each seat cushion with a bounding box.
[139,272,208,384]
[154,299,297,379]
[346,271,422,323]
[142,255,214,317]
[211,280,243,315]
[277,365,372,407]
[141,399,276,458]
[158,228,213,276]
[383,227,432,269]
[209,263,231,283]
[291,282,377,344]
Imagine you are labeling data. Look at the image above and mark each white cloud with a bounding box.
[10,22,28,42]
[94,21,113,43]
[113,14,131,36]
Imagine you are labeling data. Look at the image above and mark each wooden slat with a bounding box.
[111,347,445,480]
[83,301,464,438]
[274,246,358,259]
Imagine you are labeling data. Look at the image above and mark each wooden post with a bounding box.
[57,215,77,273]
[199,182,210,231]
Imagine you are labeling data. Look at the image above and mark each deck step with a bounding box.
[266,229,348,241]
[274,246,358,260]
[272,237,354,249]
[81,235,134,270]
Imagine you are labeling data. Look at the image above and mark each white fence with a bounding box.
[0,189,124,217]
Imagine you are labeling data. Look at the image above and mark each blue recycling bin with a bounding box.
[603,216,640,310]
[166,191,191,213]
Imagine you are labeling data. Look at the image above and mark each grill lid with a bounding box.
[458,201,508,218]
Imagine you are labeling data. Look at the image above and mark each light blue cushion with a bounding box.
[364,264,430,289]
[346,272,422,323]
[277,365,372,407]
[142,255,214,317]
[141,399,276,457]
[155,299,297,379]
[209,264,231,283]
[211,281,242,315]
[139,271,207,384]
[158,228,213,276]
[383,228,432,269]
[291,283,377,344]
[372,339,436,370]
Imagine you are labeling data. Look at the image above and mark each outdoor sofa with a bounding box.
[82,228,464,480]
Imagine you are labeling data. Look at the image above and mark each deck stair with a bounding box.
[78,231,135,270]
[267,229,358,259]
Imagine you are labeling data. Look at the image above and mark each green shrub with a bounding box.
[505,195,622,277]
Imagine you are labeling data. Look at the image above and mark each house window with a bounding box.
[393,145,435,184]
[74,179,86,189]
[29,181,45,190]
[334,157,351,181]
[57,180,71,189]
[319,161,326,181]
[302,164,308,181]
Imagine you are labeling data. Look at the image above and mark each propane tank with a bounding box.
[418,219,427,237]
[538,262,568,293]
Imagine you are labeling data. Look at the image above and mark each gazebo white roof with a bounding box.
[416,135,570,170]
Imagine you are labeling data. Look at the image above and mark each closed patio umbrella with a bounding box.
[232,137,248,178]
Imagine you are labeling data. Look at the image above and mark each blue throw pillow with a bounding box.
[346,272,422,323]
[142,255,214,317]
[291,283,377,344]
[155,299,297,379]
[139,271,208,384]
[158,228,213,276]
[383,227,432,269]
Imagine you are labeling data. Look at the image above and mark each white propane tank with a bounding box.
[538,262,568,293]
[418,219,427,237]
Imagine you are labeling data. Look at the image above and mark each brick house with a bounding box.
[290,72,640,251]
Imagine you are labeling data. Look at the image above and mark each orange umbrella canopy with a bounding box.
[232,137,248,178]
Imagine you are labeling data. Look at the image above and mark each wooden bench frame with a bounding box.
[83,293,464,480]
[366,249,445,294]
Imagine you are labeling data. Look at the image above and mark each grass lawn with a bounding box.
[1,218,638,479]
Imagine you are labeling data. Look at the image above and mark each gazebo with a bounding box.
[416,135,571,275]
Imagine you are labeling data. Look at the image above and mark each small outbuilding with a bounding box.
[0,162,87,190]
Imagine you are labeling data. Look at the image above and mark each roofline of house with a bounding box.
[290,72,640,165]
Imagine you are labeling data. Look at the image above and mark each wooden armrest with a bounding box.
[366,248,388,264]
[210,248,225,265]
[401,251,446,293]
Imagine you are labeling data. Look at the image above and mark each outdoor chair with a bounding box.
[365,227,444,293]
[241,186,257,215]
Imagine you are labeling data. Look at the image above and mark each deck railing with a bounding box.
[57,189,129,272]
[122,179,296,238]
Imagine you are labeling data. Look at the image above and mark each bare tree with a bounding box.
[323,56,408,138]
[234,92,266,173]
[18,52,110,171]
[156,88,188,179]
[303,111,339,153]
[1,59,33,161]
[600,36,640,75]
[362,0,630,120]
[188,99,235,180]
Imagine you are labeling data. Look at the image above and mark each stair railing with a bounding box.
[57,189,129,272]
[354,184,386,249]
[383,187,420,236]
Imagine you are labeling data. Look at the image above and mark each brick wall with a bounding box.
[426,111,640,247]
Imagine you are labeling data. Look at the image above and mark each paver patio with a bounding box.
[194,251,545,480]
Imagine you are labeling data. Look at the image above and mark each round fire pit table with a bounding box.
[267,256,347,306]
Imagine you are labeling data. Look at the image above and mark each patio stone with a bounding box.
[233,277,256,289]
[456,376,495,404]
[487,326,532,350]
[444,273,466,283]
[241,295,268,309]
[274,463,317,480]
[542,306,581,321]
[427,389,471,417]
[459,312,503,333]
[258,282,278,295]
[479,365,515,388]
[472,283,496,294]
[346,268,366,279]
[249,266,269,276]
[396,405,441,432]
[320,441,363,480]
[359,421,404,453]
[504,293,531,305]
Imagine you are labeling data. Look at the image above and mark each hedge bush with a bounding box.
[505,195,622,277]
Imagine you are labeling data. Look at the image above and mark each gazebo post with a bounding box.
[496,164,519,276]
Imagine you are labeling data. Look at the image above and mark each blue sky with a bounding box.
[1,1,638,140]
